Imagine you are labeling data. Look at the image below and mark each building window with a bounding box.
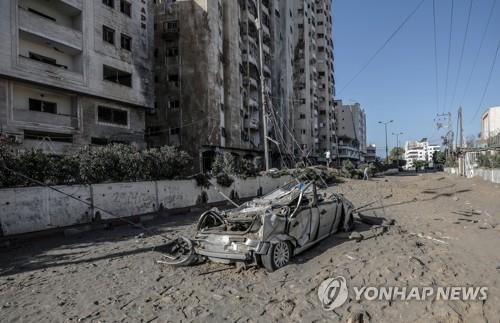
[103,65,132,87]
[164,21,178,32]
[170,128,180,135]
[98,106,128,126]
[24,130,73,143]
[103,0,114,8]
[120,0,131,16]
[221,127,226,138]
[168,100,180,109]
[103,25,115,45]
[29,98,57,114]
[91,137,109,146]
[299,113,306,119]
[121,34,132,51]
[166,47,179,57]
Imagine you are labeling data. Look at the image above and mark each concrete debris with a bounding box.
[479,223,493,230]
[349,232,364,242]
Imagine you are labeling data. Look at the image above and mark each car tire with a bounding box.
[262,241,292,272]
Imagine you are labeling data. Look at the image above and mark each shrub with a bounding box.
[216,173,234,187]
[211,153,236,175]
[193,173,211,188]
[0,143,193,188]
[77,144,142,183]
[237,159,258,178]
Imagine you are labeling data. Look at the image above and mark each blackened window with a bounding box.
[24,130,73,143]
[120,0,131,16]
[103,65,132,87]
[103,0,114,8]
[166,47,179,57]
[169,100,180,109]
[103,25,115,44]
[170,128,180,135]
[91,137,109,146]
[121,34,132,51]
[300,113,306,119]
[98,106,128,126]
[29,98,57,114]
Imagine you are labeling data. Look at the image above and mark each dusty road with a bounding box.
[1,172,499,322]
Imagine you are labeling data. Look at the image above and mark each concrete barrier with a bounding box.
[0,175,293,237]
[0,185,91,236]
[445,167,500,184]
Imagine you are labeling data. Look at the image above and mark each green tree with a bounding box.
[432,151,446,165]
[389,147,405,162]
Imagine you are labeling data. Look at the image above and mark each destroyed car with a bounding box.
[162,181,354,271]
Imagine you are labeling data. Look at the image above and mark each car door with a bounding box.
[288,207,312,246]
[317,195,339,238]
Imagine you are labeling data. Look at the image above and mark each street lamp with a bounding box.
[392,131,404,164]
[379,120,393,164]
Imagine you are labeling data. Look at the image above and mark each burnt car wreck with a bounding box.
[162,181,354,272]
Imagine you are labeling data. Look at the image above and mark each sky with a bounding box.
[332,0,500,156]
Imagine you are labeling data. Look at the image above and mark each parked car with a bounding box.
[163,180,355,272]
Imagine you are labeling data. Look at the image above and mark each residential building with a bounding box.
[365,144,377,163]
[0,0,155,154]
[148,0,336,171]
[481,106,500,140]
[404,139,440,169]
[333,100,366,163]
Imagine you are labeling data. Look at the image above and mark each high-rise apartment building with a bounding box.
[0,0,155,154]
[334,100,367,163]
[148,0,336,171]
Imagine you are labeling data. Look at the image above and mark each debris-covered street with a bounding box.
[1,173,499,322]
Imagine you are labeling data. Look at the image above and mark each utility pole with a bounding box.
[436,112,453,157]
[256,0,270,171]
[379,120,393,164]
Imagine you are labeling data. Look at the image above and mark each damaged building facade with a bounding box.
[334,99,367,163]
[148,0,337,171]
[0,0,155,154]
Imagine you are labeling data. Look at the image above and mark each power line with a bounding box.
[460,0,497,105]
[449,0,473,111]
[442,0,454,114]
[337,0,426,95]
[432,0,440,114]
[470,40,500,122]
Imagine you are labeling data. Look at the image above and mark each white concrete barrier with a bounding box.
[0,185,91,235]
[445,167,500,184]
[0,175,293,236]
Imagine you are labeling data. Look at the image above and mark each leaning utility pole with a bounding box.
[256,0,270,171]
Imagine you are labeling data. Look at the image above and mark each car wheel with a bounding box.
[262,241,292,272]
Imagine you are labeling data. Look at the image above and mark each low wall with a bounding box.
[0,175,292,237]
[445,167,500,184]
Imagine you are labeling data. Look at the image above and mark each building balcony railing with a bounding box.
[13,109,77,130]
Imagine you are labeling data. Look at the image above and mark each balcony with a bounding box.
[14,109,77,130]
[18,6,83,52]
[245,118,259,130]
[243,76,258,89]
[242,53,258,68]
